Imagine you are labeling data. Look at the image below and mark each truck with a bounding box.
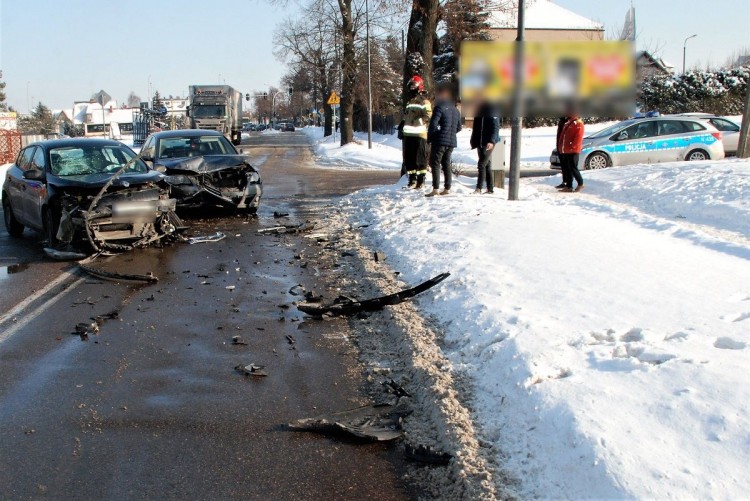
[187,85,243,145]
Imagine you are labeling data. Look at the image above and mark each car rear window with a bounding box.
[682,121,706,132]
[158,136,234,159]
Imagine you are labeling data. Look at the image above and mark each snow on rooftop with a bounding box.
[489,0,603,31]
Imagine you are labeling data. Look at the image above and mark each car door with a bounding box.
[7,147,37,225]
[611,121,659,165]
[655,120,691,162]
[23,146,48,228]
[707,118,740,155]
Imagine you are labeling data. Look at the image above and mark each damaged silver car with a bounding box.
[2,139,182,253]
[140,130,262,213]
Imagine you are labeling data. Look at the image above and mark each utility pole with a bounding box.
[683,34,697,73]
[508,0,526,201]
[365,0,373,149]
[738,82,750,158]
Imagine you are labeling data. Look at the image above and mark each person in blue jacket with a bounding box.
[469,102,501,194]
[426,82,462,197]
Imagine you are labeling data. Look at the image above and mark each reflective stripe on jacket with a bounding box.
[402,98,432,139]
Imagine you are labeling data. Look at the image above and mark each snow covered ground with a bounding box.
[339,159,750,498]
[302,122,614,171]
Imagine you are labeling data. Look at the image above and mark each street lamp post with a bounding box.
[271,91,284,128]
[508,0,526,201]
[683,34,697,74]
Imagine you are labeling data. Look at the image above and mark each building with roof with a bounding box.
[488,0,604,41]
[636,51,674,79]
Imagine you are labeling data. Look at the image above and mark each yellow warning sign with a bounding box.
[327,91,341,105]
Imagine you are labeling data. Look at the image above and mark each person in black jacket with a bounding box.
[555,116,572,190]
[469,103,500,194]
[426,83,462,197]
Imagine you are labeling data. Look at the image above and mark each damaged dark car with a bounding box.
[2,139,182,253]
[140,130,262,213]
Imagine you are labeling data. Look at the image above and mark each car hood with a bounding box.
[47,171,165,190]
[157,155,256,174]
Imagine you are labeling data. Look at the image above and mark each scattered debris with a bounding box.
[232,336,248,346]
[341,251,355,257]
[383,379,412,399]
[257,222,316,235]
[78,257,159,284]
[43,248,88,261]
[74,321,99,341]
[235,364,268,377]
[286,335,296,345]
[304,291,323,303]
[288,402,408,442]
[186,232,226,245]
[297,273,450,318]
[273,211,290,218]
[288,284,306,296]
[225,285,236,291]
[374,252,386,262]
[404,443,453,465]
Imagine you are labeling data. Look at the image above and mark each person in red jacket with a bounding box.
[557,115,585,192]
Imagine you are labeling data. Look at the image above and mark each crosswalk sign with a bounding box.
[327,92,341,105]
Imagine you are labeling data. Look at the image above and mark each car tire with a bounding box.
[3,197,24,237]
[45,205,62,249]
[585,152,610,170]
[686,149,709,161]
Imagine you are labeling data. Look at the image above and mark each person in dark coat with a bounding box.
[425,83,462,197]
[555,116,572,190]
[470,103,500,194]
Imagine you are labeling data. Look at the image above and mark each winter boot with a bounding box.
[414,174,426,189]
[574,185,585,193]
[472,189,482,195]
[559,187,573,193]
[439,189,451,196]
[425,189,440,197]
[555,183,567,189]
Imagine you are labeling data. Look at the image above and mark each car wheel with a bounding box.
[3,197,24,237]
[585,152,610,170]
[686,149,709,161]
[45,205,61,249]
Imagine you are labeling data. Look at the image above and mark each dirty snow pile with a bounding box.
[302,123,614,171]
[341,159,750,498]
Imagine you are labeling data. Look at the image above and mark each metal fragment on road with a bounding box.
[43,248,89,261]
[288,402,407,442]
[404,443,452,465]
[232,336,248,346]
[235,364,268,377]
[186,232,226,245]
[297,273,450,318]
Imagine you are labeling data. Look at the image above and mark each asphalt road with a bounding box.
[0,132,411,500]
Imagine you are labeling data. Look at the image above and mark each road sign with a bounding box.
[327,92,340,105]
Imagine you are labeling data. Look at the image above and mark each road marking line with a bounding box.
[0,271,85,345]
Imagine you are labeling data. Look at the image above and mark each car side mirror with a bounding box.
[23,169,45,181]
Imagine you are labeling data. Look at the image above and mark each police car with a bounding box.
[550,116,725,170]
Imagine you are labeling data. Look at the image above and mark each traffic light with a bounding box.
[245,93,250,101]
[288,87,293,96]
[263,92,268,100]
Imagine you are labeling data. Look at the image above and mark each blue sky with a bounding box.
[1,0,749,112]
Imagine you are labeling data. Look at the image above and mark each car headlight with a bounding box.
[164,175,194,186]
[248,171,261,184]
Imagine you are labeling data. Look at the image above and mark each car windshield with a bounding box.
[192,105,225,118]
[587,120,639,139]
[158,135,236,159]
[49,145,148,176]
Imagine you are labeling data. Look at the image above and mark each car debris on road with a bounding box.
[297,273,450,318]
[288,401,410,442]
[235,364,268,377]
[186,232,226,244]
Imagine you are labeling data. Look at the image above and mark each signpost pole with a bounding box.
[508,0,526,201]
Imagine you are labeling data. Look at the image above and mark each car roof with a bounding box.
[147,129,224,139]
[27,138,127,150]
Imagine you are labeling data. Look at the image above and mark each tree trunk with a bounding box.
[338,0,356,145]
[738,82,750,158]
[403,0,440,106]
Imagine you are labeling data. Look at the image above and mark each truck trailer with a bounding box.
[187,85,243,145]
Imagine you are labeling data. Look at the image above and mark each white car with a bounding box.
[550,117,725,170]
[669,113,741,156]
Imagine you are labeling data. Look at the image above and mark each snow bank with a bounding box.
[340,160,750,498]
[303,123,614,171]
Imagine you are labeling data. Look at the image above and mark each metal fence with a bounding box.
[132,111,151,146]
[0,130,22,164]
[372,114,397,135]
